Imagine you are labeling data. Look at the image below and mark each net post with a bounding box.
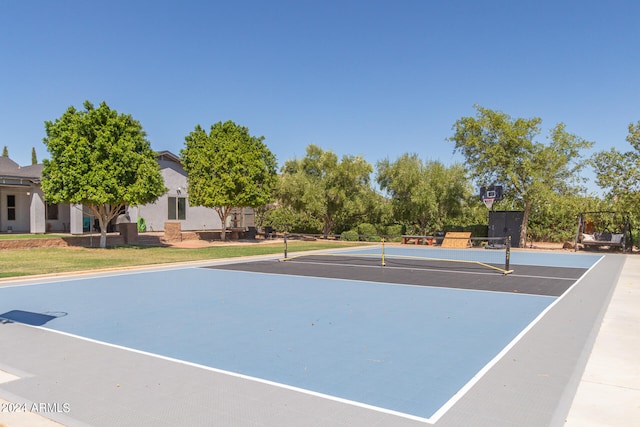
[505,235,511,273]
[284,232,288,259]
[381,237,386,266]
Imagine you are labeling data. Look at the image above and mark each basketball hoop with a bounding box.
[483,197,495,210]
[480,185,502,210]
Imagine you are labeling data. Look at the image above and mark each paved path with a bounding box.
[564,255,640,426]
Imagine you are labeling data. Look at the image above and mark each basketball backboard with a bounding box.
[480,185,504,201]
[480,185,504,210]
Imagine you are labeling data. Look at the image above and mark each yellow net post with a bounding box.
[381,237,386,266]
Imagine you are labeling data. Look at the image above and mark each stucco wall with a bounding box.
[0,186,31,233]
[44,202,71,232]
[132,167,222,232]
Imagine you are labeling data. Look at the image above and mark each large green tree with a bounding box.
[591,120,640,219]
[278,144,375,235]
[449,105,593,247]
[180,120,277,240]
[42,101,165,248]
[377,154,470,234]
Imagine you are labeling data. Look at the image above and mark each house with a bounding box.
[130,151,255,232]
[0,151,254,235]
[0,156,61,233]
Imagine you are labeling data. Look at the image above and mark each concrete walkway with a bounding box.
[564,255,640,426]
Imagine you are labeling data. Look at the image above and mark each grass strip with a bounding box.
[0,234,67,240]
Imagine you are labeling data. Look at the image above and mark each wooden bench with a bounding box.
[401,235,434,245]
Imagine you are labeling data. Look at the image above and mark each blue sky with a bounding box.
[1,1,638,192]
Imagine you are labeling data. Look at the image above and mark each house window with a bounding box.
[7,195,16,221]
[168,197,186,220]
[47,203,59,220]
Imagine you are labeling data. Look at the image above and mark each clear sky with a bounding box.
[1,1,638,192]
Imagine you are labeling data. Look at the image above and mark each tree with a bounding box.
[591,120,640,219]
[42,101,165,248]
[376,154,470,234]
[259,205,324,234]
[1,146,7,157]
[31,147,38,165]
[449,105,593,247]
[180,120,277,241]
[278,144,375,235]
[527,193,607,242]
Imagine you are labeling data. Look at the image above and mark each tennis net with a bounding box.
[283,236,513,275]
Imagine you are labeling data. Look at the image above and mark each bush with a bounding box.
[356,223,375,235]
[357,223,380,242]
[383,224,403,241]
[340,230,359,241]
[260,206,322,234]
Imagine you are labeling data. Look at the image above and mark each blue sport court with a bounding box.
[0,245,615,426]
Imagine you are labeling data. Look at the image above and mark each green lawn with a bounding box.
[0,241,361,279]
[0,233,67,240]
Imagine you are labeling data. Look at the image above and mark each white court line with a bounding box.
[12,323,433,424]
[428,254,604,423]
[282,258,587,283]
[202,263,561,298]
[0,253,285,289]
